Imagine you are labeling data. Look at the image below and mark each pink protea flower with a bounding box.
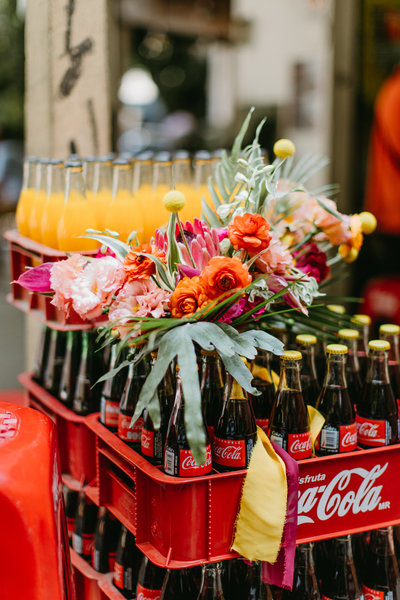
[177,218,220,270]
[66,256,126,320]
[255,232,294,275]
[50,254,88,315]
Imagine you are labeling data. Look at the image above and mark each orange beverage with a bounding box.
[16,156,38,237]
[57,161,99,252]
[105,158,144,244]
[40,160,64,248]
[91,156,112,230]
[143,152,172,241]
[172,151,196,224]
[29,159,50,242]
[132,151,153,243]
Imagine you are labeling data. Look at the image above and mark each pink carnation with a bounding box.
[50,254,88,315]
[255,232,294,275]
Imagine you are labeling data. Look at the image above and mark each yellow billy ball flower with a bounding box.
[358,211,377,235]
[339,245,359,263]
[163,190,186,212]
[273,139,296,159]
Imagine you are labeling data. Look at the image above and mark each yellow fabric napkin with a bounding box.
[231,427,287,563]
[307,405,325,456]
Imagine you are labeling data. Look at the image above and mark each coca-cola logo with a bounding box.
[290,438,312,454]
[342,430,357,447]
[105,402,119,415]
[213,445,242,461]
[358,422,379,438]
[362,585,384,600]
[181,450,211,471]
[298,463,388,525]
[141,430,151,450]
[137,593,161,600]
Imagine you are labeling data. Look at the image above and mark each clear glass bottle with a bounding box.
[150,152,172,234]
[91,155,112,230]
[380,324,400,404]
[197,562,225,600]
[132,151,153,243]
[337,329,363,408]
[295,334,320,407]
[269,351,312,461]
[356,340,398,448]
[16,156,38,237]
[315,344,357,456]
[105,158,143,243]
[350,314,371,379]
[29,158,50,242]
[40,159,65,248]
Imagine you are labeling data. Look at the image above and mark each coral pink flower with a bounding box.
[68,256,126,320]
[255,232,294,275]
[136,286,171,318]
[50,254,88,315]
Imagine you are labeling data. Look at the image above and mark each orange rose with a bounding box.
[124,243,166,281]
[200,256,252,299]
[228,213,271,253]
[170,276,210,318]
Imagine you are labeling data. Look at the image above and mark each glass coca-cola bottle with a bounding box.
[200,350,225,440]
[213,376,257,472]
[222,558,250,599]
[356,340,398,448]
[59,330,82,407]
[269,351,312,461]
[352,532,369,584]
[118,356,150,446]
[92,507,121,573]
[281,543,320,600]
[295,334,320,407]
[73,330,105,415]
[100,344,128,431]
[196,563,225,600]
[141,353,174,465]
[246,561,270,600]
[43,329,66,397]
[63,485,79,546]
[114,526,142,598]
[379,324,400,404]
[351,313,371,379]
[314,539,332,591]
[72,492,98,560]
[249,350,276,432]
[362,527,400,600]
[315,344,357,456]
[161,568,198,600]
[337,330,363,406]
[32,325,51,385]
[164,372,212,477]
[136,555,166,599]
[321,535,361,600]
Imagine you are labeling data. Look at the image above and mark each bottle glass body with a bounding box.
[136,555,166,598]
[32,325,51,385]
[356,347,398,448]
[321,536,361,600]
[315,350,357,456]
[197,562,225,600]
[200,351,225,441]
[59,330,82,407]
[296,340,321,407]
[114,526,141,598]
[100,345,128,431]
[43,330,66,397]
[362,527,400,600]
[380,328,400,404]
[249,350,276,432]
[92,507,121,573]
[16,156,37,237]
[118,357,150,445]
[73,331,105,415]
[132,154,153,243]
[72,492,98,559]
[338,335,363,410]
[30,159,49,242]
[281,543,320,600]
[106,161,144,243]
[90,157,112,230]
[41,160,65,248]
[161,568,198,600]
[269,355,312,461]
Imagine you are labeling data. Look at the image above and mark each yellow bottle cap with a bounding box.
[296,334,317,345]
[327,304,346,315]
[369,339,390,351]
[351,314,371,326]
[326,344,348,355]
[379,324,400,335]
[281,350,302,361]
[338,328,359,340]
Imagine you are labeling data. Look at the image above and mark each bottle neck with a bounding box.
[369,527,395,557]
[322,353,348,388]
[65,166,86,201]
[112,165,132,197]
[200,352,224,389]
[133,160,152,192]
[173,159,191,186]
[198,562,224,595]
[93,161,112,193]
[278,359,302,392]
[153,161,172,189]
[83,160,96,192]
[23,159,37,189]
[367,349,391,384]
[340,338,360,372]
[298,344,318,380]
[194,158,212,188]
[381,332,400,363]
[47,164,64,196]
[35,162,46,194]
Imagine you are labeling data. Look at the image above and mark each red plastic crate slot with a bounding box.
[98,455,137,537]
[98,573,126,600]
[70,548,103,600]
[86,483,100,507]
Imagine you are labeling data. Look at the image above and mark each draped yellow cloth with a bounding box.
[231,427,287,563]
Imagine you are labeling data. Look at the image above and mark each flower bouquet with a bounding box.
[16,108,376,463]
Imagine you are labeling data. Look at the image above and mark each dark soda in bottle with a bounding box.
[249,349,276,432]
[72,492,98,560]
[321,535,361,600]
[337,329,363,406]
[114,526,142,598]
[92,507,121,573]
[281,543,320,600]
[296,334,320,407]
[161,568,198,600]
[136,554,166,599]
[118,357,150,446]
[43,329,66,397]
[200,350,225,440]
[350,314,371,380]
[362,527,400,600]
[59,330,81,407]
[73,330,105,415]
[100,344,128,431]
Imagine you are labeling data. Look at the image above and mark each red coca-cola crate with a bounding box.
[71,547,103,600]
[19,372,96,485]
[87,414,400,568]
[98,574,126,600]
[4,229,103,328]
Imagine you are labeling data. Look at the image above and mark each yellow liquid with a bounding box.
[140,184,172,243]
[16,187,36,237]
[57,191,99,251]
[178,183,205,224]
[41,192,65,249]
[29,190,48,242]
[90,188,112,230]
[105,190,144,244]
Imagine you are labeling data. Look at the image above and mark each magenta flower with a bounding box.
[293,243,329,284]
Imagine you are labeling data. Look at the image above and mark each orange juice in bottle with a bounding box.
[148,152,172,237]
[192,150,212,219]
[132,151,153,243]
[30,159,51,242]
[172,150,195,224]
[40,159,64,248]
[16,156,38,237]
[91,156,112,230]
[105,158,144,244]
[57,161,99,252]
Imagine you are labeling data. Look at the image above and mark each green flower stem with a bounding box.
[177,215,197,268]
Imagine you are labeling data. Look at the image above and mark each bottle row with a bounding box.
[65,485,400,600]
[35,319,400,478]
[15,150,218,250]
